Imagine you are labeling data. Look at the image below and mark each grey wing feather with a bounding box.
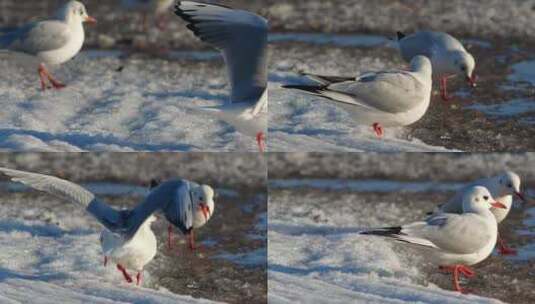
[403,213,492,254]
[324,71,424,113]
[0,168,122,231]
[1,21,70,54]
[398,31,435,62]
[176,1,268,104]
[125,179,188,237]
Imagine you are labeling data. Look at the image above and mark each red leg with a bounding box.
[116,264,133,283]
[440,77,450,101]
[136,271,143,286]
[40,64,66,89]
[497,236,517,256]
[104,256,108,267]
[372,123,384,138]
[167,224,173,250]
[187,230,196,251]
[438,265,474,293]
[155,14,167,31]
[256,132,265,152]
[38,64,49,91]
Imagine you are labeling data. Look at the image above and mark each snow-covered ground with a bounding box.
[0,50,260,152]
[267,154,535,303]
[0,154,267,303]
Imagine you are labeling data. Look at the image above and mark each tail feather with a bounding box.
[396,31,406,40]
[281,84,325,95]
[360,226,403,236]
[299,72,355,85]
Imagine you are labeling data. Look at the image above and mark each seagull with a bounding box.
[175,1,269,152]
[430,171,525,255]
[396,31,476,101]
[283,55,433,137]
[100,215,157,286]
[0,1,96,90]
[121,0,174,31]
[361,186,506,293]
[149,179,214,251]
[0,167,215,285]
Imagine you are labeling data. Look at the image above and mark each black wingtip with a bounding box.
[150,179,161,189]
[397,31,406,40]
[360,226,403,236]
[281,84,325,94]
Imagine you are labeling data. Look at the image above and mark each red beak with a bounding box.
[515,191,526,202]
[491,201,507,209]
[85,16,97,24]
[199,203,210,221]
[467,74,477,88]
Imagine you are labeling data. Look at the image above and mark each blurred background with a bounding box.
[0,153,267,303]
[2,0,535,48]
[268,153,535,303]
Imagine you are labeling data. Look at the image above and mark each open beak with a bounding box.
[491,201,507,209]
[515,191,526,202]
[85,16,97,25]
[466,74,477,88]
[199,203,210,221]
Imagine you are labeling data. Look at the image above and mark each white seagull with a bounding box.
[396,31,477,101]
[149,179,215,251]
[175,1,269,152]
[121,0,174,31]
[361,186,506,293]
[0,1,96,90]
[0,167,215,286]
[430,171,525,255]
[284,55,433,137]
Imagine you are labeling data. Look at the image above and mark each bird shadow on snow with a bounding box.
[0,218,93,238]
[0,267,68,283]
[144,90,229,104]
[0,128,198,151]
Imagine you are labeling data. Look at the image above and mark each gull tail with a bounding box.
[360,226,403,237]
[299,72,355,86]
[282,84,326,96]
[396,31,406,41]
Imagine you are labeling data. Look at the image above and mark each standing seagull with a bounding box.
[175,1,268,152]
[0,1,96,90]
[430,171,525,255]
[149,179,214,251]
[0,168,215,285]
[361,186,506,293]
[284,56,432,137]
[121,0,174,31]
[397,31,476,101]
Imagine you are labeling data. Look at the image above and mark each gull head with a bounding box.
[451,51,476,87]
[191,184,215,227]
[462,186,505,214]
[58,1,97,25]
[496,171,524,201]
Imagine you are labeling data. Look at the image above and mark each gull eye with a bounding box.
[199,196,203,201]
[507,183,512,188]
[79,9,84,16]
[483,195,489,201]
[460,65,466,72]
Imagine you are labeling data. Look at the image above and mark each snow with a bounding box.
[267,177,523,303]
[0,182,236,303]
[0,50,258,152]
[508,60,535,86]
[466,99,535,120]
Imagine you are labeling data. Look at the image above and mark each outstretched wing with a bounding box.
[175,1,268,104]
[0,168,122,231]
